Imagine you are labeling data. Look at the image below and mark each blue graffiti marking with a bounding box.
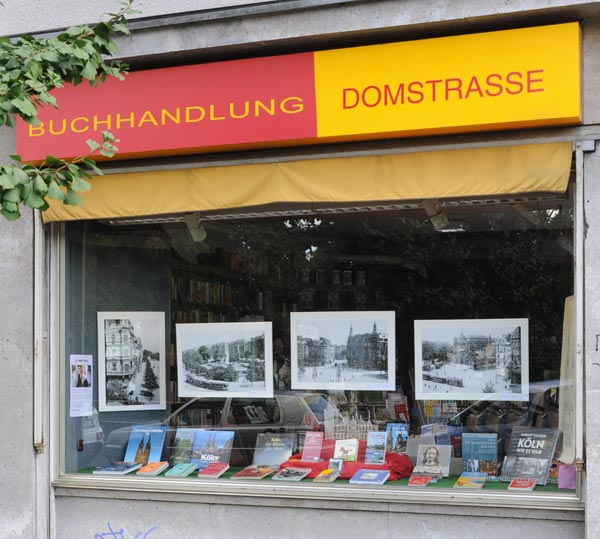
[94,522,158,539]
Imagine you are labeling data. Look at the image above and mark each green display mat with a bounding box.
[78,467,565,491]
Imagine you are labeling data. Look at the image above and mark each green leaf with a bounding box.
[81,61,97,81]
[65,25,85,36]
[71,176,91,192]
[2,186,22,203]
[47,180,66,201]
[0,171,18,190]
[1,208,20,221]
[64,188,83,206]
[10,96,38,117]
[9,154,22,162]
[23,189,46,209]
[86,139,102,152]
[32,174,49,194]
[12,167,29,185]
[2,200,18,213]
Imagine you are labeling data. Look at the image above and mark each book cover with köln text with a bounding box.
[124,425,167,465]
[501,427,560,485]
[365,431,387,465]
[170,428,205,465]
[461,433,498,475]
[252,433,296,467]
[189,430,234,470]
[301,431,324,462]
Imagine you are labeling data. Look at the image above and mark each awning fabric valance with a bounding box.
[42,141,572,223]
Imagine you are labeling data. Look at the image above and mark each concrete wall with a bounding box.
[0,133,37,537]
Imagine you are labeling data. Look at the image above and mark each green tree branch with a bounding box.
[0,0,138,220]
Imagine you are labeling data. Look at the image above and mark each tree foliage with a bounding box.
[0,1,138,220]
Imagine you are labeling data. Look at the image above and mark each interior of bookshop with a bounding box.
[63,187,577,494]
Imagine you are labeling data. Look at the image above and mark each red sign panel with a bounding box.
[17,53,318,162]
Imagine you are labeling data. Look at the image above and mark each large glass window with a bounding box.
[61,194,576,497]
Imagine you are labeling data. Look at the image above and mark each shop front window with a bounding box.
[61,195,576,499]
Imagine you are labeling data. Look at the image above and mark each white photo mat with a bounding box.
[291,311,396,391]
[98,311,166,412]
[176,322,273,398]
[414,318,529,401]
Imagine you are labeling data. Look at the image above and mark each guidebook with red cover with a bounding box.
[198,462,230,478]
[507,477,537,491]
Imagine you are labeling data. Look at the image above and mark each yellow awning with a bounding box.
[42,141,572,223]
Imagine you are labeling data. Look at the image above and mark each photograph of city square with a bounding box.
[291,311,395,391]
[176,322,273,398]
[414,318,529,401]
[97,311,166,412]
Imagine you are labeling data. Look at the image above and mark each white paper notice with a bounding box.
[70,354,93,417]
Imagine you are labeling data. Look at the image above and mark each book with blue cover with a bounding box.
[365,431,387,464]
[124,425,168,466]
[189,430,235,469]
[349,469,391,485]
[385,423,409,454]
[93,461,142,475]
[165,462,198,477]
[461,433,498,476]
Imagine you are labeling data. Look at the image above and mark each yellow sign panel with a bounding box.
[314,23,581,139]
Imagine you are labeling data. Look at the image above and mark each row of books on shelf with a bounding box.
[173,310,229,324]
[172,276,234,306]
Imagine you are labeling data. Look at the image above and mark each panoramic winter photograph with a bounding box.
[176,322,273,398]
[291,311,395,391]
[414,318,529,401]
[97,311,166,412]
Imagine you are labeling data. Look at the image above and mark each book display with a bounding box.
[198,462,230,478]
[231,465,275,480]
[189,430,234,470]
[170,428,204,465]
[93,462,142,475]
[333,439,359,462]
[165,463,199,477]
[500,427,560,485]
[124,425,167,466]
[136,461,170,476]
[364,431,387,465]
[253,433,296,467]
[462,433,498,475]
[507,477,537,491]
[453,472,487,490]
[301,431,324,462]
[272,467,312,481]
[349,469,390,485]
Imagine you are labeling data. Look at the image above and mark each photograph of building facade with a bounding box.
[2,2,600,539]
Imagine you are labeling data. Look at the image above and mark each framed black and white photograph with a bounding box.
[414,318,529,401]
[98,312,166,412]
[176,322,273,398]
[291,311,396,391]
